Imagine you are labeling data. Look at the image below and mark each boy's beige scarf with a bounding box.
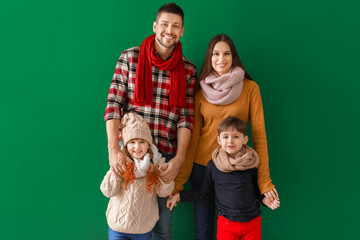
[212,145,259,172]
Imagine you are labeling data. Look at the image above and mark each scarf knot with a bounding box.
[212,145,259,172]
[133,34,187,107]
[132,144,164,178]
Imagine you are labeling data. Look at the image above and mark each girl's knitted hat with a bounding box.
[121,112,152,147]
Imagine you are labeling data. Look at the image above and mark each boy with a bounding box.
[167,116,280,240]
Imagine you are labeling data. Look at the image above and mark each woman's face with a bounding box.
[211,41,232,76]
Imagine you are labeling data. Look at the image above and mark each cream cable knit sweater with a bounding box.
[100,170,174,234]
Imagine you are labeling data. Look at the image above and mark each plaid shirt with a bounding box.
[104,46,196,155]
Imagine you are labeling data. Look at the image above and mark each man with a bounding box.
[104,3,196,239]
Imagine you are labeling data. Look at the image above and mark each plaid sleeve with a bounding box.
[177,62,196,130]
[104,51,129,121]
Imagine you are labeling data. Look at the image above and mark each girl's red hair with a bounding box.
[121,147,161,192]
[122,162,135,190]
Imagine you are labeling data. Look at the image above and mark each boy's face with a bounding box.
[217,128,248,157]
[126,138,150,159]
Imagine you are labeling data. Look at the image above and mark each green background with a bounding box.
[1,0,359,239]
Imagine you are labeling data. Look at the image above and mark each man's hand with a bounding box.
[167,193,180,211]
[159,127,191,183]
[106,119,130,178]
[109,148,128,178]
[159,156,184,183]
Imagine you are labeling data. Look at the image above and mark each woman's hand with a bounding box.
[262,197,280,210]
[264,188,279,203]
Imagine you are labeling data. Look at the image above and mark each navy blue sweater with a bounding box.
[180,160,264,222]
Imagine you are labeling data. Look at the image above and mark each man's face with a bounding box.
[153,12,184,50]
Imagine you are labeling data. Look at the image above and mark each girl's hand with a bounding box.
[264,188,279,203]
[157,163,169,172]
[166,193,180,211]
[159,159,181,183]
[152,163,168,177]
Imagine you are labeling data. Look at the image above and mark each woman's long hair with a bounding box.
[197,34,252,91]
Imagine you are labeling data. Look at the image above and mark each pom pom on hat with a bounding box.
[121,112,152,147]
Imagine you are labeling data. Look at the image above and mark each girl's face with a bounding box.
[126,138,150,159]
[211,41,233,76]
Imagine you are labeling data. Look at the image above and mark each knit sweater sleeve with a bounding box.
[100,170,123,198]
[249,83,275,194]
[156,178,175,197]
[173,90,203,193]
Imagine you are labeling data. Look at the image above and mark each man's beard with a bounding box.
[156,37,178,49]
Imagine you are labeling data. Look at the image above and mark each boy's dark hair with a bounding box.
[156,2,184,25]
[217,116,248,136]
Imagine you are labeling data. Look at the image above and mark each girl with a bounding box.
[101,112,174,240]
[174,34,279,239]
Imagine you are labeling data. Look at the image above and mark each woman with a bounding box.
[173,34,279,239]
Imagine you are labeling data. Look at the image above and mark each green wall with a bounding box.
[1,0,359,239]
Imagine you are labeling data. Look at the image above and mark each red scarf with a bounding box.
[133,34,187,107]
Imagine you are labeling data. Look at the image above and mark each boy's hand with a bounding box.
[262,197,280,210]
[166,193,180,211]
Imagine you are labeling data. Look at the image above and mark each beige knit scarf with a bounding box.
[200,67,245,105]
[212,145,259,172]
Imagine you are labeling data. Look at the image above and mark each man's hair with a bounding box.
[217,116,248,136]
[156,2,184,25]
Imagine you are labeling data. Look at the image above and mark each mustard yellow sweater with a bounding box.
[174,79,275,194]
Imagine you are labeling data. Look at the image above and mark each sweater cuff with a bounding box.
[259,182,275,195]
[259,194,266,206]
[158,178,174,188]
[172,180,185,194]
